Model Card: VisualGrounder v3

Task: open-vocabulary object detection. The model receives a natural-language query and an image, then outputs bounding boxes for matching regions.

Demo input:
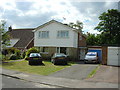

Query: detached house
[34,20,86,60]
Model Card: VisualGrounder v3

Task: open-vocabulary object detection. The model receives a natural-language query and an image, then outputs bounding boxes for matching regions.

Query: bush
[2,54,10,61]
[15,49,21,59]
[25,47,39,59]
[9,54,18,60]
[2,47,22,60]
[22,51,26,59]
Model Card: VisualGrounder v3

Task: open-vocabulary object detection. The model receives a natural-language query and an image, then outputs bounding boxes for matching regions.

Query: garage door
[107,47,120,66]
[88,49,102,62]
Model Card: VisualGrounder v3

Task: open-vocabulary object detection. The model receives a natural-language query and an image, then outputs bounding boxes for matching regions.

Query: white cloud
[0,0,118,34]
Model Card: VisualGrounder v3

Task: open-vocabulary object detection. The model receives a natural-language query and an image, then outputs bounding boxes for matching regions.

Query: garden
[1,47,76,75]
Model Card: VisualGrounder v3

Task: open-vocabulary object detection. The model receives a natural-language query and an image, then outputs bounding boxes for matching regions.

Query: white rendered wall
[34,22,78,48]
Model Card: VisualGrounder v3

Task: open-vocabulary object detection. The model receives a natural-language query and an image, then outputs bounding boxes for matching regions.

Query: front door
[79,49,86,60]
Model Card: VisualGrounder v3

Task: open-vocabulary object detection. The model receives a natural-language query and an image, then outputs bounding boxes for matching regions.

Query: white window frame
[38,31,49,38]
[57,31,69,38]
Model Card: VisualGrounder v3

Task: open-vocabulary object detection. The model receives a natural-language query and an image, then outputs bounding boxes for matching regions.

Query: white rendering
[34,20,78,48]
[33,20,86,60]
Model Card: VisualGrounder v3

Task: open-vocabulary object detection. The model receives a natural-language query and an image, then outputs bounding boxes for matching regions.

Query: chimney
[8,26,12,31]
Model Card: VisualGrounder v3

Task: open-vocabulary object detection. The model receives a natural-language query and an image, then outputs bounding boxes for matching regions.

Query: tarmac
[1,68,119,88]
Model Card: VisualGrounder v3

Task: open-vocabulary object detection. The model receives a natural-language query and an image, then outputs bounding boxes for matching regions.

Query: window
[42,47,49,52]
[57,31,69,38]
[56,47,67,55]
[39,31,49,38]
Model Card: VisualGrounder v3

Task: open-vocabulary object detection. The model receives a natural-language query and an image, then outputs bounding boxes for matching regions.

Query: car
[27,53,42,65]
[51,53,68,65]
[84,52,99,64]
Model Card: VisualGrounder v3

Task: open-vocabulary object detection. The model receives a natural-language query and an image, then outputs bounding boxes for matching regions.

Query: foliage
[25,47,39,59]
[22,51,26,59]
[86,32,101,46]
[2,54,10,61]
[94,9,120,45]
[9,54,18,60]
[0,20,10,49]
[68,20,83,32]
[2,47,21,60]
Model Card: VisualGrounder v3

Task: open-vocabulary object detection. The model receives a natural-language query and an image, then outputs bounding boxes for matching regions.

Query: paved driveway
[85,65,119,83]
[49,63,98,80]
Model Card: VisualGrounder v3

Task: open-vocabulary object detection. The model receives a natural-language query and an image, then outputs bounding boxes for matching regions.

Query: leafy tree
[0,20,10,49]
[86,32,98,45]
[95,9,120,45]
[68,20,83,32]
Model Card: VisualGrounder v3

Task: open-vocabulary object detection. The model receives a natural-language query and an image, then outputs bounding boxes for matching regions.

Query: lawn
[2,60,75,75]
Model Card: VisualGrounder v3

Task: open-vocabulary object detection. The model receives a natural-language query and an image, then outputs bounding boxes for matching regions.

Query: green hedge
[25,47,39,59]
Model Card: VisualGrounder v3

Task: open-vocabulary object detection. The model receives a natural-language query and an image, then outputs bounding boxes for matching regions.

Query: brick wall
[78,33,86,47]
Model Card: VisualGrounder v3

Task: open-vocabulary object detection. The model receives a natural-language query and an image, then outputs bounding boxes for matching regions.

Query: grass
[87,64,100,78]
[2,60,75,75]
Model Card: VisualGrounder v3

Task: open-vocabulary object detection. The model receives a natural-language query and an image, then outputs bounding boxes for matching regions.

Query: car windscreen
[55,54,66,57]
[86,54,96,56]
[30,53,41,57]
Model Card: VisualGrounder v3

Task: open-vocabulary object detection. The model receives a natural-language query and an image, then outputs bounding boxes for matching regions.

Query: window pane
[57,31,69,38]
[39,31,49,38]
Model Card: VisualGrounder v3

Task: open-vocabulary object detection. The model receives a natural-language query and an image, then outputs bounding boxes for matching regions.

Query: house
[8,28,34,51]
[34,20,86,60]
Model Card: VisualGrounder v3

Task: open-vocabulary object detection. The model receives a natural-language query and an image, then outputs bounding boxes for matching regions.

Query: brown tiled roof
[9,28,35,48]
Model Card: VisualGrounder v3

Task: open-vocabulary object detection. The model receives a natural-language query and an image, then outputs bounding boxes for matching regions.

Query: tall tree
[68,20,83,32]
[94,9,120,45]
[86,32,101,46]
[0,20,10,49]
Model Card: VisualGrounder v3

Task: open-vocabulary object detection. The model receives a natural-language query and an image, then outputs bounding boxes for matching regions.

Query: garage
[107,47,120,66]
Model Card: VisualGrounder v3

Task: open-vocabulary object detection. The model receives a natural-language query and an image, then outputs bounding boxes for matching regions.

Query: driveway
[85,65,119,83]
[49,63,98,80]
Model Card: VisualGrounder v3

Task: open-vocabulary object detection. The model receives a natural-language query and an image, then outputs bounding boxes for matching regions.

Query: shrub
[5,47,16,54]
[25,47,39,59]
[2,54,10,61]
[2,47,22,60]
[9,54,18,60]
[15,49,21,59]
[22,51,26,59]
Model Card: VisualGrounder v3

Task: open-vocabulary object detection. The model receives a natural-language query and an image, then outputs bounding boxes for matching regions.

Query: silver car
[84,52,99,64]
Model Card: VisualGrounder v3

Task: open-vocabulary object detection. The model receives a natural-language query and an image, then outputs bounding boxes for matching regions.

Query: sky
[0,0,119,34]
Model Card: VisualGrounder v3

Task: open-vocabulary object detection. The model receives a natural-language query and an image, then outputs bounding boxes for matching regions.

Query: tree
[0,20,10,49]
[95,9,120,45]
[86,32,101,45]
[68,20,83,32]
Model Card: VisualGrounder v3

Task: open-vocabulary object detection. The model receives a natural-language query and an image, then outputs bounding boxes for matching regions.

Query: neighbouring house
[7,28,34,51]
[34,20,86,60]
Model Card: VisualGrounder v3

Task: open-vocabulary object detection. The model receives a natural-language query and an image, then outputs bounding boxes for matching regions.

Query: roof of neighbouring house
[8,28,35,48]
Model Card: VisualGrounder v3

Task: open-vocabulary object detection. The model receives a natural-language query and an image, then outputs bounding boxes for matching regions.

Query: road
[2,75,59,88]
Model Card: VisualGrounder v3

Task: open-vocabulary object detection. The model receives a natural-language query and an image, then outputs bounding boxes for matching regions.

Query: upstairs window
[39,31,49,38]
[57,31,69,38]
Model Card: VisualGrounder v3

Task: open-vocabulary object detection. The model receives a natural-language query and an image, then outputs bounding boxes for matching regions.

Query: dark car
[51,53,68,65]
[27,53,42,65]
